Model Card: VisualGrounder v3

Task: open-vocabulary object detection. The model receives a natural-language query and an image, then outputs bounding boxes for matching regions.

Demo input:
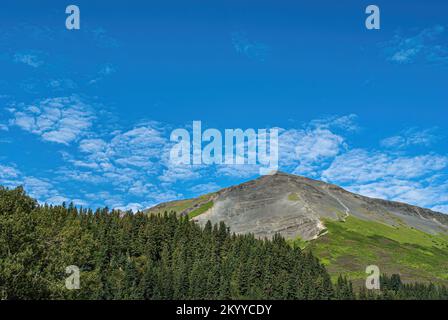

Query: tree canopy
[1,186,446,300]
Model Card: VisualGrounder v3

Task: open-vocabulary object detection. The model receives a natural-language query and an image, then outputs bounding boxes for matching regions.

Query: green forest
[1,186,447,300]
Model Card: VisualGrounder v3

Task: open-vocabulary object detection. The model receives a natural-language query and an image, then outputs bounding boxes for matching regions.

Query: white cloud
[431,205,448,214]
[322,149,448,211]
[75,125,167,174]
[189,182,221,195]
[346,177,448,211]
[146,189,182,204]
[381,128,438,149]
[61,123,178,205]
[79,138,108,153]
[0,164,22,188]
[160,164,203,183]
[9,96,95,145]
[62,115,354,189]
[48,79,77,91]
[89,64,116,85]
[114,202,144,212]
[216,164,260,179]
[322,149,448,184]
[6,108,446,214]
[83,187,177,211]
[91,27,120,49]
[22,177,54,200]
[383,25,448,64]
[56,167,105,184]
[275,114,356,175]
[278,128,346,176]
[45,195,70,205]
[110,126,166,162]
[293,128,345,174]
[310,114,359,132]
[0,164,20,180]
[14,52,43,67]
[99,65,115,76]
[231,31,270,62]
[0,162,88,206]
[84,191,124,209]
[128,181,154,195]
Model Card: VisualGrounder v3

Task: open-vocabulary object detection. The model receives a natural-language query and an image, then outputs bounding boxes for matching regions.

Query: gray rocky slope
[149,171,448,240]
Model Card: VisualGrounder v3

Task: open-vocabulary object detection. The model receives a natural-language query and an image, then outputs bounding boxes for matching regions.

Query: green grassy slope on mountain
[187,201,214,219]
[146,193,215,217]
[149,194,448,286]
[144,172,448,286]
[305,216,448,286]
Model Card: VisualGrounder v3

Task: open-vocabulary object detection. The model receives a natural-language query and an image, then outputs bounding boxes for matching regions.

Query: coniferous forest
[1,186,447,300]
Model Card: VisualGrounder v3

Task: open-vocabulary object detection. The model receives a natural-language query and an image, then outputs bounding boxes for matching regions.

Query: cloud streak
[383,25,448,65]
[321,150,448,213]
[14,52,44,68]
[8,95,95,145]
[231,31,270,62]
[322,150,448,183]
[0,162,81,206]
[381,128,439,149]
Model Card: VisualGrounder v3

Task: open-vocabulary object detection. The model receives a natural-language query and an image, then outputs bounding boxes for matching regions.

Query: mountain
[148,171,448,240]
[147,171,448,285]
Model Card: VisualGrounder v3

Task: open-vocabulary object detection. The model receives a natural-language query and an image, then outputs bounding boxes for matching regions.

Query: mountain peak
[148,172,448,241]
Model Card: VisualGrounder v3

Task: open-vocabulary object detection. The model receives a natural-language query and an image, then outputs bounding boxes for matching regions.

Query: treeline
[0,186,447,300]
[334,274,448,300]
[359,274,448,300]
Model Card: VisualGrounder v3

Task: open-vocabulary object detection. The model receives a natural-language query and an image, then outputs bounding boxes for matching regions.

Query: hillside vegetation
[0,186,333,300]
[306,216,448,286]
[1,186,447,300]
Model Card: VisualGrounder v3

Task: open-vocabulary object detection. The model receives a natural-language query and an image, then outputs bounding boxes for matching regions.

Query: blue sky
[0,0,447,213]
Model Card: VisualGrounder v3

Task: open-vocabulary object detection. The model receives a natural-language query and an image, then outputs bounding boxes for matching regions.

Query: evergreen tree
[1,186,447,300]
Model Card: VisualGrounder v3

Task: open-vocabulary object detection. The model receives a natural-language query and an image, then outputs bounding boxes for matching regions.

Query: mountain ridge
[147,171,448,240]
[147,171,448,285]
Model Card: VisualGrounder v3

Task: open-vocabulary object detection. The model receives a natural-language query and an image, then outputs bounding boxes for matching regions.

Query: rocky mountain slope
[148,171,448,241]
[147,171,448,284]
